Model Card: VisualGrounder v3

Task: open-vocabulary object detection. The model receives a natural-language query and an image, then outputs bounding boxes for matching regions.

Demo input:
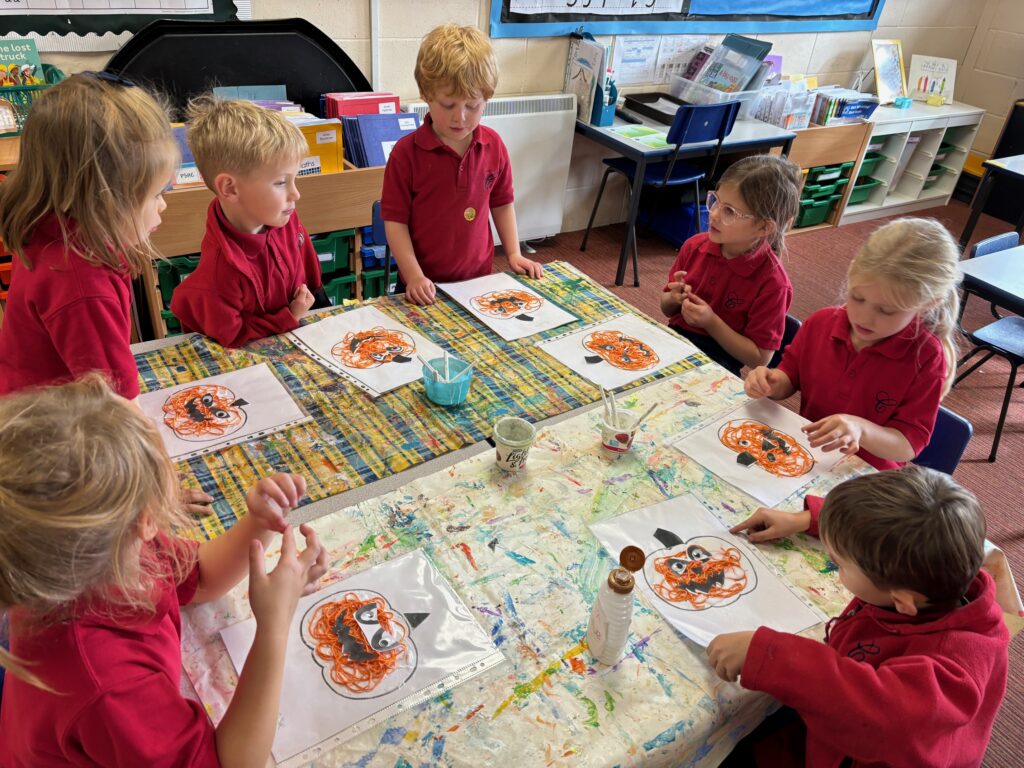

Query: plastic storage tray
[806,161,855,184]
[802,177,849,199]
[361,268,395,299]
[324,273,357,305]
[923,164,945,189]
[795,193,841,228]
[311,228,354,276]
[847,177,882,204]
[622,92,687,125]
[857,152,885,178]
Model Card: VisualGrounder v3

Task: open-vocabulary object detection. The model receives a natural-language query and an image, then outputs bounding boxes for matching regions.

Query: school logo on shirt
[484,170,496,190]
[724,292,744,309]
[464,207,477,222]
[874,390,897,413]
[847,642,881,662]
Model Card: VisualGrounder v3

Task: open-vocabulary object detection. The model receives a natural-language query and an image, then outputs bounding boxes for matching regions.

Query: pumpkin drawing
[718,419,815,478]
[582,330,660,371]
[643,528,756,611]
[331,327,416,369]
[470,289,543,321]
[162,384,249,441]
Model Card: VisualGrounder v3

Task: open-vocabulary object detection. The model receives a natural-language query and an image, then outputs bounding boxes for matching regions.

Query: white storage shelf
[841,102,983,226]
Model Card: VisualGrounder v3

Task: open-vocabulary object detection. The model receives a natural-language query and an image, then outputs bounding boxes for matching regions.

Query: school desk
[959,154,1024,249]
[958,244,1024,317]
[181,363,867,768]
[575,116,797,286]
[132,261,708,539]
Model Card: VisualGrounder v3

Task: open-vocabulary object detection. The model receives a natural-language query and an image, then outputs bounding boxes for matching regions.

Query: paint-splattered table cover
[136,262,706,539]
[183,364,869,767]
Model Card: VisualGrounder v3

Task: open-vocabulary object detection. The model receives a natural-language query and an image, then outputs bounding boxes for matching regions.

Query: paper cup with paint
[600,409,639,455]
[493,416,536,472]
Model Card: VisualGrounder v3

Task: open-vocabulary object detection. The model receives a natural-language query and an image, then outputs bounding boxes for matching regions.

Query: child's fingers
[248,539,267,585]
[728,513,764,535]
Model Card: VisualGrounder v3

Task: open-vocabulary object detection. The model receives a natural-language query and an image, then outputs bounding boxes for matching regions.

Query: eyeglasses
[706,191,757,226]
[81,70,136,88]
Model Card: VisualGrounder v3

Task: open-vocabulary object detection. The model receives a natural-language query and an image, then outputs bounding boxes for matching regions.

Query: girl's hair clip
[81,70,136,88]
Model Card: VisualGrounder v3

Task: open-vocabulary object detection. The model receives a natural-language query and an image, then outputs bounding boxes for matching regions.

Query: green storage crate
[847,177,882,205]
[857,152,885,178]
[923,164,945,190]
[935,142,954,162]
[311,228,354,276]
[802,177,849,199]
[155,254,201,309]
[806,161,855,184]
[361,268,396,299]
[160,308,182,336]
[324,273,357,305]
[794,193,841,228]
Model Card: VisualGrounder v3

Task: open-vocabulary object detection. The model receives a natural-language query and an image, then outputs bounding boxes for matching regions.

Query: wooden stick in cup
[449,362,474,383]
[417,354,439,380]
[599,385,610,422]
[443,351,450,382]
[608,388,619,428]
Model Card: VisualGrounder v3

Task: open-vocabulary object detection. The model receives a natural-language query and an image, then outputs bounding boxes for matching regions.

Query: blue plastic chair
[913,406,974,475]
[768,314,802,369]
[579,101,741,286]
[959,231,1020,325]
[371,200,393,296]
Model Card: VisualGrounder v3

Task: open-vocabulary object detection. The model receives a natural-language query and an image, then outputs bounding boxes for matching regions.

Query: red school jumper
[380,114,515,284]
[740,569,1008,768]
[777,305,945,470]
[170,199,323,348]
[0,539,221,767]
[0,215,139,399]
[664,232,793,351]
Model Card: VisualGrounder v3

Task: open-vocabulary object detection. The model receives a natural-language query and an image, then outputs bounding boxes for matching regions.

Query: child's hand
[803,414,864,455]
[663,270,688,304]
[508,253,544,279]
[289,284,315,319]
[182,485,215,517]
[248,524,328,635]
[707,630,755,682]
[744,366,784,399]
[730,507,811,542]
[405,275,437,305]
[246,473,307,534]
[681,291,717,329]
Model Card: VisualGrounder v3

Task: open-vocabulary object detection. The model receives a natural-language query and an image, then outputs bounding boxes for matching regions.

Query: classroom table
[959,244,1024,316]
[182,363,868,768]
[959,154,1024,249]
[575,115,797,287]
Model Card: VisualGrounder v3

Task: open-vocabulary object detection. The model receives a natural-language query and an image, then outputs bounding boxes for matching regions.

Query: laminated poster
[670,398,845,507]
[590,495,825,647]
[289,306,446,397]
[220,549,504,767]
[438,272,578,341]
[536,313,697,389]
[138,363,310,462]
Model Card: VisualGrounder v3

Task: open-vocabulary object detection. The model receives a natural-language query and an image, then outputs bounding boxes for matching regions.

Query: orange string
[718,419,815,478]
[583,330,660,371]
[161,385,245,438]
[471,289,542,318]
[331,327,416,369]
[653,547,748,607]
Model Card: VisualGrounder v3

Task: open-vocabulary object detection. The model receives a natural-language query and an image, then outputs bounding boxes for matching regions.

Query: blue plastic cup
[423,357,473,406]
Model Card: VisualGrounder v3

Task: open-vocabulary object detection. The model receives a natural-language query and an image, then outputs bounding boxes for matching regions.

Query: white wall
[38,0,1022,232]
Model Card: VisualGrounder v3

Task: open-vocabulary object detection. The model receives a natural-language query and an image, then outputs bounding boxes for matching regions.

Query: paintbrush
[599,385,610,423]
[631,403,658,432]
[608,387,619,428]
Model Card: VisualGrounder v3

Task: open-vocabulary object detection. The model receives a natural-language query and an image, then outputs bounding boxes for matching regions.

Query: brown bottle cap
[608,567,634,594]
[619,545,646,573]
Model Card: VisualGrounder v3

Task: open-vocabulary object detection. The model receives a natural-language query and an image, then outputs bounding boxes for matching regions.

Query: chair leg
[580,168,614,252]
[954,347,994,387]
[989,362,1019,462]
[693,179,703,233]
[631,225,640,287]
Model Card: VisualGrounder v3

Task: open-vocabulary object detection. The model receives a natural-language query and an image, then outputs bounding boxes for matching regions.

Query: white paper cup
[600,409,639,455]
[493,416,536,472]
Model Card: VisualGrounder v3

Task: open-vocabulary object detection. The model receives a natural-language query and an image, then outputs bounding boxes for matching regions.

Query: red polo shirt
[380,114,515,283]
[778,306,945,470]
[0,215,139,399]
[664,232,792,350]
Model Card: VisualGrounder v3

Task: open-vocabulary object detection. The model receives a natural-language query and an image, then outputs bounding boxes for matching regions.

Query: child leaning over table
[707,466,1009,768]
[171,98,329,348]
[380,23,543,306]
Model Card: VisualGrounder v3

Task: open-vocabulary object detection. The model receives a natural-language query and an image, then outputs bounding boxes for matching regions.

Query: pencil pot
[600,409,639,455]
[423,358,472,406]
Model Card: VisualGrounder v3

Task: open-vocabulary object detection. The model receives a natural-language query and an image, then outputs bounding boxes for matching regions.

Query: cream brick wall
[36,0,1020,233]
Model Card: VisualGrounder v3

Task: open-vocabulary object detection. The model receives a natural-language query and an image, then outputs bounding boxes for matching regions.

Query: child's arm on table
[385,220,436,306]
[492,203,542,278]
[745,365,795,400]
[802,415,916,462]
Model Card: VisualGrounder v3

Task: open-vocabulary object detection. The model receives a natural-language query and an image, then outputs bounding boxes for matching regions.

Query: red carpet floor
[499,199,1023,766]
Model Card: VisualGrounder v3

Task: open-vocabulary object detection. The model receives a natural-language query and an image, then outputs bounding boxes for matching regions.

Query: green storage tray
[803,177,849,199]
[847,177,882,205]
[311,228,355,276]
[806,161,855,184]
[324,273,357,305]
[794,193,841,228]
[160,308,182,336]
[923,164,945,189]
[361,268,396,299]
[935,142,954,162]
[857,152,885,178]
[155,254,201,308]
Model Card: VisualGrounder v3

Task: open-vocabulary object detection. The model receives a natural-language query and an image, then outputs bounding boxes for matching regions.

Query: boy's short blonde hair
[186,97,307,188]
[415,24,498,100]
[818,465,985,608]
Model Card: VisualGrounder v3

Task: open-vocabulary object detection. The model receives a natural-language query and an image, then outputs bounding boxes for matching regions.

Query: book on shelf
[0,38,44,87]
[324,91,400,118]
[810,87,879,126]
[342,112,420,168]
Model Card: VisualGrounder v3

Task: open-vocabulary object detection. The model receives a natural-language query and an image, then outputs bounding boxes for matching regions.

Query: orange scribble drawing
[162,384,248,441]
[718,419,815,478]
[470,289,543,321]
[652,544,748,608]
[305,592,411,695]
[582,330,659,371]
[331,327,416,369]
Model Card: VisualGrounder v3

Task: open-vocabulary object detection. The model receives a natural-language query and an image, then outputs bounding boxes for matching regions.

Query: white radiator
[406,94,576,241]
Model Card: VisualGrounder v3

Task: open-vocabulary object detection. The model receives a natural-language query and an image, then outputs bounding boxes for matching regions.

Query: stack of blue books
[341,112,421,167]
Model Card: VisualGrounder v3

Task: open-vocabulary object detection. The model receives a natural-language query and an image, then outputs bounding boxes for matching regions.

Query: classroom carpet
[505,199,1023,768]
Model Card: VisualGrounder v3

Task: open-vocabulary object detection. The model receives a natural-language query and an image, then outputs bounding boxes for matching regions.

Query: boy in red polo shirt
[660,155,801,376]
[381,24,543,306]
[171,98,328,348]
[745,218,961,470]
[709,466,1008,768]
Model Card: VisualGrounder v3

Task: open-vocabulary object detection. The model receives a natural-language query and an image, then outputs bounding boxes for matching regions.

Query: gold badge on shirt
[464,207,476,222]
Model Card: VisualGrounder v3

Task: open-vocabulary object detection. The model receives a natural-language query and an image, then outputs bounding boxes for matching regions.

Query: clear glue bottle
[586,545,646,665]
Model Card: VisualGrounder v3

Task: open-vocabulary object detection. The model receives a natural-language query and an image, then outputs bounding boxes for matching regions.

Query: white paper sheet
[220,549,503,766]
[438,273,578,341]
[670,398,845,507]
[288,306,446,397]
[535,313,697,389]
[590,496,824,647]
[137,363,310,461]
